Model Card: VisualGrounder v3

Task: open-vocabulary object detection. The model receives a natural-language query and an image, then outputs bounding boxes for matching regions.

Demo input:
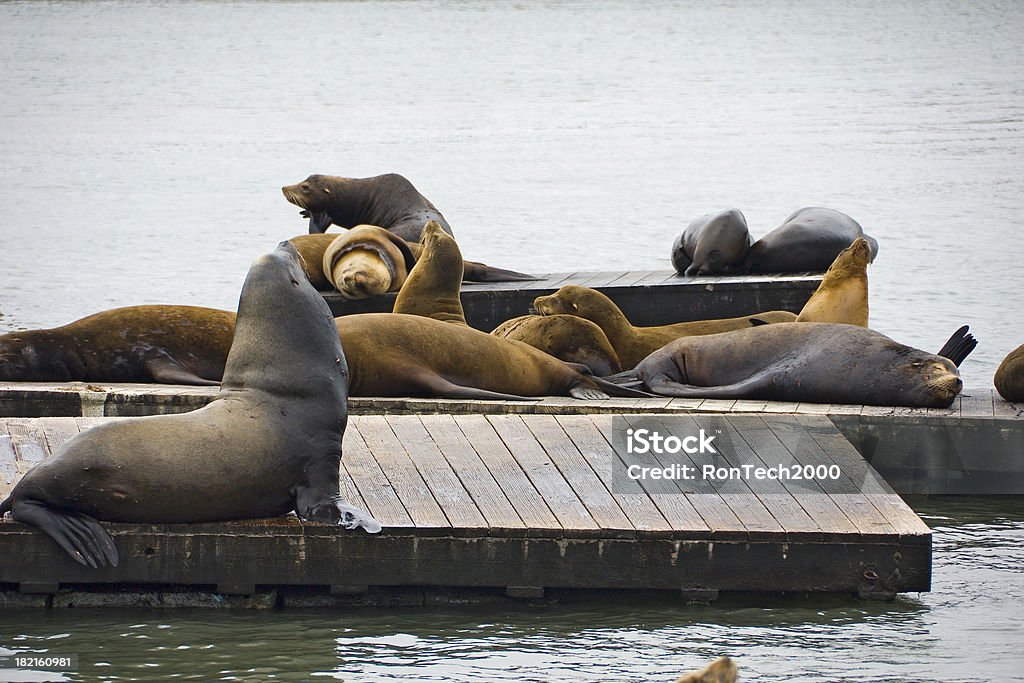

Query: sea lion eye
[300,183,311,192]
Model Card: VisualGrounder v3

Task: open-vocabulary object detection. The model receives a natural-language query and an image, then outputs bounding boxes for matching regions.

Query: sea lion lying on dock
[745,206,879,273]
[393,220,468,324]
[0,242,379,568]
[491,314,622,376]
[336,313,644,400]
[795,237,872,326]
[995,343,1024,402]
[671,209,752,277]
[282,172,453,242]
[0,305,234,385]
[532,285,796,369]
[675,656,738,683]
[606,322,967,408]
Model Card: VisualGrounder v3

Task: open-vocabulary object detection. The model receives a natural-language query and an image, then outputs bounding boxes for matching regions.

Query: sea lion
[745,206,879,273]
[491,315,622,376]
[335,313,644,400]
[0,242,379,568]
[675,656,738,683]
[607,322,965,408]
[0,306,234,385]
[320,225,416,300]
[393,220,467,324]
[995,344,1024,402]
[532,285,797,369]
[282,173,453,241]
[796,237,871,326]
[671,209,753,276]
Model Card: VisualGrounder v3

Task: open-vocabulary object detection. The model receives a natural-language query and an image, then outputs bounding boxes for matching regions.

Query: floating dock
[0,414,929,604]
[324,270,823,331]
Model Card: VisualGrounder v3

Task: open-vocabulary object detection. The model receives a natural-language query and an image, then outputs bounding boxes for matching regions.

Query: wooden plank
[487,415,599,532]
[730,400,767,413]
[603,270,657,288]
[0,422,17,501]
[6,419,49,475]
[696,399,736,412]
[959,390,994,419]
[555,415,670,533]
[634,270,677,286]
[353,416,451,529]
[37,417,83,453]
[409,413,520,532]
[521,415,634,534]
[339,427,414,528]
[573,271,625,289]
[451,414,554,532]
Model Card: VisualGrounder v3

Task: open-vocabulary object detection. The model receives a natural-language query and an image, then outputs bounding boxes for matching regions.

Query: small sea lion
[745,207,879,273]
[335,313,644,400]
[675,656,738,683]
[0,242,379,568]
[320,226,416,300]
[0,306,234,385]
[607,322,965,408]
[491,314,622,376]
[796,237,871,326]
[995,344,1024,402]
[532,285,797,369]
[671,209,753,276]
[393,220,467,324]
[282,173,453,241]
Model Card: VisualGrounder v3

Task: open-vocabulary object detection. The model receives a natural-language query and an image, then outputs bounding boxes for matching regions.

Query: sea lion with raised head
[995,344,1024,402]
[0,306,235,385]
[282,173,453,241]
[745,206,879,273]
[796,237,872,326]
[532,285,797,369]
[675,656,738,683]
[491,314,622,376]
[607,322,966,408]
[0,242,380,568]
[393,220,467,324]
[671,209,753,276]
[336,313,644,400]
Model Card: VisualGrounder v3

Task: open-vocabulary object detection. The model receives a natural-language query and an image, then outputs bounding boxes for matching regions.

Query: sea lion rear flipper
[146,357,219,386]
[409,369,537,401]
[335,501,383,534]
[587,376,654,398]
[647,374,764,399]
[10,499,119,567]
[600,370,644,388]
[936,325,978,367]
[308,211,333,234]
[462,261,538,282]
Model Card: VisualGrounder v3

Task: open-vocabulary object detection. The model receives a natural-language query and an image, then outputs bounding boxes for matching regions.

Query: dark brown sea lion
[995,344,1024,402]
[0,306,234,385]
[393,220,467,324]
[671,209,753,276]
[607,322,965,408]
[282,173,453,241]
[745,206,879,273]
[675,656,738,683]
[796,237,871,326]
[335,313,644,400]
[532,285,797,369]
[0,242,379,568]
[491,315,622,376]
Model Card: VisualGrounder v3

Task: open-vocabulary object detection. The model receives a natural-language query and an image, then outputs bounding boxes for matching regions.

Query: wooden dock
[1,382,1019,496]
[1,414,929,601]
[324,270,823,331]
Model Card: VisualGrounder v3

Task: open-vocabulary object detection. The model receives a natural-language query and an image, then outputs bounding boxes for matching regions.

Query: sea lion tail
[936,325,978,367]
[10,499,119,568]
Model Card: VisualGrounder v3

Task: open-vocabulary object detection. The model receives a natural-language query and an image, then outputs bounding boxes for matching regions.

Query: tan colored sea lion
[335,313,644,400]
[0,305,235,385]
[491,315,622,376]
[796,236,871,326]
[532,285,797,369]
[995,344,1024,402]
[675,656,738,683]
[393,220,467,324]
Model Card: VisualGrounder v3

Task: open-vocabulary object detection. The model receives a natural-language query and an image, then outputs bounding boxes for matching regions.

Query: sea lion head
[685,209,750,276]
[675,656,738,683]
[416,220,462,269]
[533,285,617,325]
[0,335,39,381]
[282,174,346,233]
[321,226,411,300]
[889,346,963,408]
[823,237,872,280]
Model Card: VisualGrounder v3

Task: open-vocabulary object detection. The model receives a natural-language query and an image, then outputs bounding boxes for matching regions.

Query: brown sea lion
[745,206,879,273]
[0,306,234,385]
[335,313,644,400]
[321,226,415,300]
[393,220,467,324]
[671,209,753,276]
[995,344,1024,402]
[491,315,622,376]
[281,173,453,241]
[675,656,738,683]
[0,242,379,568]
[607,322,965,408]
[532,285,797,369]
[796,236,871,326]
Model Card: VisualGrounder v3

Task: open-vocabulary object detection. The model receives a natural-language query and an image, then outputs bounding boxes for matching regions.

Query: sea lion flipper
[145,357,219,386]
[409,369,536,401]
[462,261,538,282]
[11,500,117,567]
[936,325,978,367]
[308,211,333,234]
[648,375,763,399]
[335,501,383,534]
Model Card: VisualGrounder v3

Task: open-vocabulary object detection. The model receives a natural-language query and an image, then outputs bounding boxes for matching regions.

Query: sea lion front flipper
[145,356,219,386]
[569,384,609,400]
[462,261,538,282]
[10,499,118,567]
[307,211,333,234]
[335,500,383,534]
[297,485,382,534]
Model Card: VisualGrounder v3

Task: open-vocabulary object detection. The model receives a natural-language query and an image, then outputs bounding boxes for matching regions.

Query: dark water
[2,498,1023,682]
[1,2,1023,681]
